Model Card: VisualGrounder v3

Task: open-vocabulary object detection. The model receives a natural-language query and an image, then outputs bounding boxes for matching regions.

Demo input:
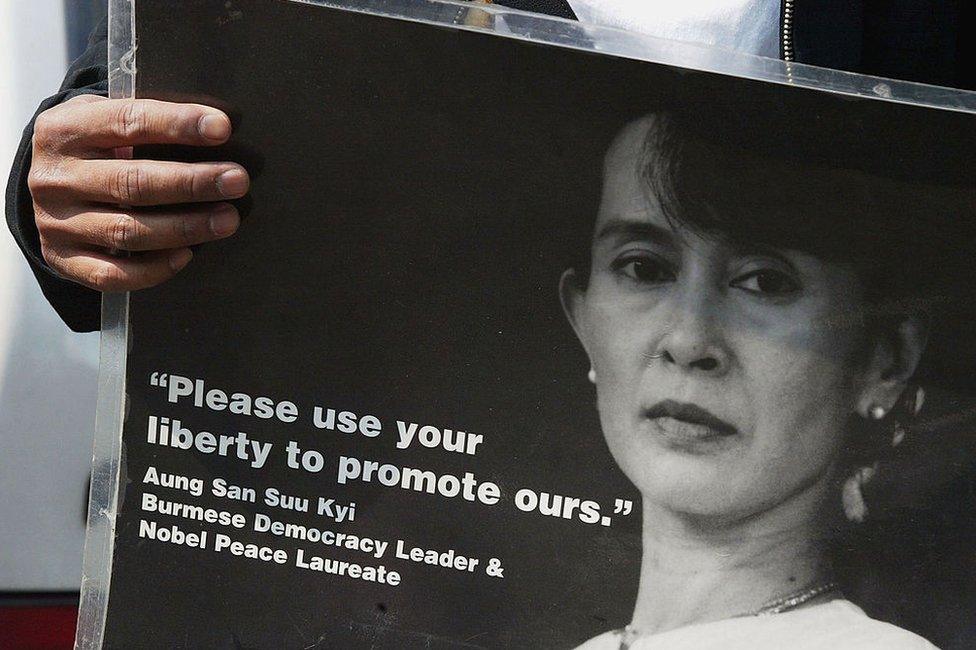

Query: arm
[5,16,250,333]
[5,17,109,332]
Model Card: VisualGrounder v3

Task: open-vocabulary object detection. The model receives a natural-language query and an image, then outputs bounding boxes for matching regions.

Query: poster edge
[305,0,976,114]
[72,0,976,647]
[74,0,135,647]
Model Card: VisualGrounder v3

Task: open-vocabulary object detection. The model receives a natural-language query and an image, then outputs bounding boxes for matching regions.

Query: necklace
[616,581,840,650]
[750,581,839,616]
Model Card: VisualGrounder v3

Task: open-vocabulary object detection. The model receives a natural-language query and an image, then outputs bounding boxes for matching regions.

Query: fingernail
[169,248,193,272]
[209,205,240,236]
[198,114,230,141]
[216,169,248,197]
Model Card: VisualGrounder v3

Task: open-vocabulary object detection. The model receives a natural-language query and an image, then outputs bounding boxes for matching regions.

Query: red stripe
[0,606,78,649]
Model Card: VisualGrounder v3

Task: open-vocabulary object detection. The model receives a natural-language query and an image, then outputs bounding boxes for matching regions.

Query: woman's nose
[653,286,730,376]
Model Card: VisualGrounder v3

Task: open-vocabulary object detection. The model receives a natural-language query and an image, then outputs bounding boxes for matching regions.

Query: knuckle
[27,164,54,196]
[113,165,150,203]
[180,169,200,200]
[39,241,80,286]
[35,98,101,152]
[174,214,194,244]
[39,239,64,273]
[32,110,64,150]
[64,93,100,107]
[32,115,53,149]
[116,100,147,140]
[33,209,58,236]
[26,166,43,193]
[87,264,120,291]
[171,105,197,139]
[27,160,71,200]
[110,213,138,249]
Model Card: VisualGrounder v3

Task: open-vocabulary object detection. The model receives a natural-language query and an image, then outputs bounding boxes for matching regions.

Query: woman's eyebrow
[729,241,797,269]
[594,218,674,246]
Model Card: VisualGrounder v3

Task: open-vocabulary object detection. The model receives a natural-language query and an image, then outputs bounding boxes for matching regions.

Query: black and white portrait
[560,101,975,648]
[91,2,976,648]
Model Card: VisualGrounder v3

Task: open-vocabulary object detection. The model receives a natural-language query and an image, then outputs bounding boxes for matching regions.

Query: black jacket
[6,0,973,332]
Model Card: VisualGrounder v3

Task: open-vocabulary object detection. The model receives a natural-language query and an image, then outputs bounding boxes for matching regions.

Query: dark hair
[571,91,976,374]
[641,106,972,314]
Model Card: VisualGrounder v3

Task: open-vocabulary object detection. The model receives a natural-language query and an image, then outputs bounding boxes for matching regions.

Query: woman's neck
[629,479,835,635]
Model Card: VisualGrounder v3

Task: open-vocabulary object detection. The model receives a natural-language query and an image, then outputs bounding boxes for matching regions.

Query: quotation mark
[613,499,633,516]
[150,372,169,388]
[600,499,635,527]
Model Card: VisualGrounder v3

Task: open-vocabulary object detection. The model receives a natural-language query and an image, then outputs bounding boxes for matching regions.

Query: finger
[44,245,194,292]
[37,98,232,152]
[61,158,249,206]
[47,203,240,252]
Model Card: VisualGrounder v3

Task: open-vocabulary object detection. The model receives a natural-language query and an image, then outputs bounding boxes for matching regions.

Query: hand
[28,95,250,292]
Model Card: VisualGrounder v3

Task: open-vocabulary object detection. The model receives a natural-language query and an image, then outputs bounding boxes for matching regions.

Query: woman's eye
[613,255,674,284]
[731,269,800,296]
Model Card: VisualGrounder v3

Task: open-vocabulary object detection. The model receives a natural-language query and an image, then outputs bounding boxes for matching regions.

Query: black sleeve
[4,16,108,333]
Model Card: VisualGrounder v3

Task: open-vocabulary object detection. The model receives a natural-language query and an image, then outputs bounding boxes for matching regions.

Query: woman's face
[563,118,884,520]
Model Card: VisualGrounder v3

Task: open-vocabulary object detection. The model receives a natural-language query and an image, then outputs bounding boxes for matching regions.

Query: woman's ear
[856,316,930,417]
[559,268,591,357]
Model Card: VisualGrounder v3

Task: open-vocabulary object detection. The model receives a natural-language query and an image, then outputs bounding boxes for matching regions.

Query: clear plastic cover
[307,0,976,114]
[74,1,132,647]
[78,1,976,648]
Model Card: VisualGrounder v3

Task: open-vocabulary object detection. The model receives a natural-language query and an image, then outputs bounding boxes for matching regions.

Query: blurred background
[1,1,104,646]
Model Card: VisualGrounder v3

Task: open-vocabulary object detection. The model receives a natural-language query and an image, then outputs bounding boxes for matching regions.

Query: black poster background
[100,1,976,647]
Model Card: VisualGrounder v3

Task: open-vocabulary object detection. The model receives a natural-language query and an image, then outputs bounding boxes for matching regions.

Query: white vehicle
[0,2,101,646]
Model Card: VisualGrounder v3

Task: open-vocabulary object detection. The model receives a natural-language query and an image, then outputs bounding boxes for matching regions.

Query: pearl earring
[844,403,889,523]
[587,368,596,384]
[846,386,927,522]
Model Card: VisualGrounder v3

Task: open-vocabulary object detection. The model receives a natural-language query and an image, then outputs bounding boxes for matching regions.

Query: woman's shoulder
[571,601,938,650]
[792,600,938,649]
[574,630,621,650]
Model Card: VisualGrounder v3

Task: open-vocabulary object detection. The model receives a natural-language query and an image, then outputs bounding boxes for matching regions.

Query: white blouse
[575,600,938,650]
[565,0,781,58]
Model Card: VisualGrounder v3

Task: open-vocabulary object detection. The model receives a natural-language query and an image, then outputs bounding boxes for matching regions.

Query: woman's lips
[643,400,739,442]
